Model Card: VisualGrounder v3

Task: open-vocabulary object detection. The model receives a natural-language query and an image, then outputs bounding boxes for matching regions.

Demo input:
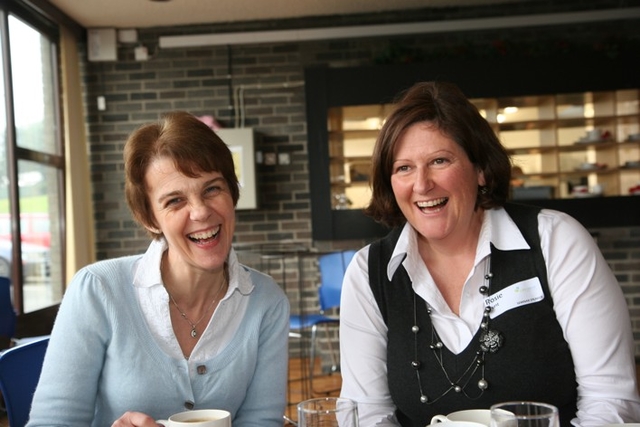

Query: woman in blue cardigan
[28,112,290,427]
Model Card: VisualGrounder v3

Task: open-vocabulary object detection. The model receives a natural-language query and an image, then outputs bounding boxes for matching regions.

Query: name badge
[483,277,544,319]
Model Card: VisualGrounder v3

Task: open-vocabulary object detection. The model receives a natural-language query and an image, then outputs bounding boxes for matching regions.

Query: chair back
[0,276,16,340]
[317,250,356,312]
[0,336,49,427]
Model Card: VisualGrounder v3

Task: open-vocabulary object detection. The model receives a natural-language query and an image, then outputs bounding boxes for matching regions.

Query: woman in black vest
[338,81,640,426]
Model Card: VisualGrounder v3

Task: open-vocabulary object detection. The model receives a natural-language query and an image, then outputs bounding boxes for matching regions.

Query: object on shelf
[576,162,607,171]
[622,160,640,169]
[511,185,554,200]
[590,184,604,196]
[571,184,604,198]
[333,193,352,209]
[575,128,611,144]
[627,133,640,141]
[630,183,640,195]
[349,164,369,182]
[571,185,590,197]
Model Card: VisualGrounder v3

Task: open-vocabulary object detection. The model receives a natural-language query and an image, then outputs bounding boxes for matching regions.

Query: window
[0,7,65,314]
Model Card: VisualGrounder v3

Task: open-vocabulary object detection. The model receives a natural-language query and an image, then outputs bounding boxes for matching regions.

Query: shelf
[507,146,560,155]
[329,156,373,162]
[325,88,640,209]
[559,140,618,152]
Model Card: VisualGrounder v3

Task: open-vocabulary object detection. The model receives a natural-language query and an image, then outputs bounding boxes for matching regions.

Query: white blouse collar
[386,207,531,281]
[132,237,253,296]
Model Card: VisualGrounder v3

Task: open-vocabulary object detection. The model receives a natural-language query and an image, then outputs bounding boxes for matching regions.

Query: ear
[477,169,486,187]
[145,225,161,234]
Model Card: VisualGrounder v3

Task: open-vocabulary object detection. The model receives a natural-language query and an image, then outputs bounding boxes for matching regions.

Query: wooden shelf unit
[326,89,640,207]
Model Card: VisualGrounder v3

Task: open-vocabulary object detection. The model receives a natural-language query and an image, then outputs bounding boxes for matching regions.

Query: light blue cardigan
[27,249,290,427]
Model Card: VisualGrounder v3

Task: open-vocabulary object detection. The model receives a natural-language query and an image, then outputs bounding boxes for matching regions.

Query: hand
[111,411,162,427]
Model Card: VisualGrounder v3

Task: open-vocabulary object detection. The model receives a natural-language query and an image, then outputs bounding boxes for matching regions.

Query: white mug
[156,409,231,427]
[428,421,486,427]
[431,409,491,426]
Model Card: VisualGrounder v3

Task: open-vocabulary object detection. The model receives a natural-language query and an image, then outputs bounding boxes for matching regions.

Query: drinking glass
[490,401,559,427]
[297,397,359,427]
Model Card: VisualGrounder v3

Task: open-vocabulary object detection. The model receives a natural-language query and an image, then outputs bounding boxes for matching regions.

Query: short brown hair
[124,111,240,239]
[365,81,512,228]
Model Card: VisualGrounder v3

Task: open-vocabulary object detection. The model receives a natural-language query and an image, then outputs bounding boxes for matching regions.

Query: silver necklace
[411,257,503,404]
[167,280,226,338]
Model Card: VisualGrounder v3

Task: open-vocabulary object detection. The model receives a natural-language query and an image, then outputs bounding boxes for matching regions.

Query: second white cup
[428,421,486,427]
[431,409,491,426]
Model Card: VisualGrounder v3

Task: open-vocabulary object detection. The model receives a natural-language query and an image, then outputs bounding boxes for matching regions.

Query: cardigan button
[184,401,195,410]
[197,365,207,375]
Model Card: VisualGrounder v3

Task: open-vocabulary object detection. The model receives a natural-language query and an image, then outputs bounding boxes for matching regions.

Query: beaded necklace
[411,257,504,404]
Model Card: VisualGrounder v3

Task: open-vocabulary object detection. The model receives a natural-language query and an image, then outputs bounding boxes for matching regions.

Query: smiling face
[145,156,235,275]
[391,122,485,246]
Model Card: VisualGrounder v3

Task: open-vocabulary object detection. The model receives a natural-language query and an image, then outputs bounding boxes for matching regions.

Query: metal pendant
[479,329,503,353]
[191,328,197,338]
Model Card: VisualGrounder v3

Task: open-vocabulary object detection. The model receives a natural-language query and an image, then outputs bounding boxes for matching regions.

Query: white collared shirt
[339,207,640,426]
[133,239,253,368]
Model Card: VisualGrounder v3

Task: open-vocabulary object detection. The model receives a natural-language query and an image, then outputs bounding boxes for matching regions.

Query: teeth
[189,226,220,240]
[416,198,447,208]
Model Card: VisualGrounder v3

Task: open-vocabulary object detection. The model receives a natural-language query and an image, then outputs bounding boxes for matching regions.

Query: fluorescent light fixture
[159,7,640,48]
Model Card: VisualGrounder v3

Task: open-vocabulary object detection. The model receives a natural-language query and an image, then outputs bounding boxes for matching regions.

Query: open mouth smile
[416,197,448,212]
[187,225,221,243]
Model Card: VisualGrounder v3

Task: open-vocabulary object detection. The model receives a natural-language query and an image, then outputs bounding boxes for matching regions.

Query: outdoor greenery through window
[0,8,65,314]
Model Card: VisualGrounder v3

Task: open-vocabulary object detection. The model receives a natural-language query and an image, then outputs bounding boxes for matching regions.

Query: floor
[0,357,340,426]
[286,357,342,423]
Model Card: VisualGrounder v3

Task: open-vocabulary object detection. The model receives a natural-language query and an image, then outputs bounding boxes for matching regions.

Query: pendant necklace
[167,279,226,339]
[411,256,504,404]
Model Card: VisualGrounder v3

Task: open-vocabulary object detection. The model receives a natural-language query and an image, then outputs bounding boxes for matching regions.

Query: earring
[480,186,488,195]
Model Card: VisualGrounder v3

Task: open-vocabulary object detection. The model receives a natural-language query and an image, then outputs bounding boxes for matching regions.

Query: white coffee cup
[587,129,602,140]
[427,421,486,427]
[431,409,491,426]
[156,409,231,427]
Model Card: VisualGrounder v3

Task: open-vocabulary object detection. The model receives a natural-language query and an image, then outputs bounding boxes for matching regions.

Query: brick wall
[80,2,640,362]
[594,227,640,357]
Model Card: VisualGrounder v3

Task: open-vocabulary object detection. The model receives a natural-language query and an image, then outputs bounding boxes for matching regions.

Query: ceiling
[44,0,516,29]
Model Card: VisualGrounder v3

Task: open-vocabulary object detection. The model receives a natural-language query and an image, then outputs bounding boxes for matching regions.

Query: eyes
[161,181,228,209]
[393,157,449,174]
[204,184,224,197]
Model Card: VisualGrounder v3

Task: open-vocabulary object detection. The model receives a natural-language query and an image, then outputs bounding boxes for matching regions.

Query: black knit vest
[368,203,577,427]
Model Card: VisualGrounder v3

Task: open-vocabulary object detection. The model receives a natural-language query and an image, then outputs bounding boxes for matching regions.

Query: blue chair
[289,249,356,395]
[0,336,49,427]
[0,277,17,349]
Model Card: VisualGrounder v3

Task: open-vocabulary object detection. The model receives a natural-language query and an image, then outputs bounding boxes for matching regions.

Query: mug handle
[430,415,448,424]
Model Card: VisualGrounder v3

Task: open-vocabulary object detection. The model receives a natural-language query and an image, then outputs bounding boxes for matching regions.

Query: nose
[412,167,433,194]
[189,199,212,221]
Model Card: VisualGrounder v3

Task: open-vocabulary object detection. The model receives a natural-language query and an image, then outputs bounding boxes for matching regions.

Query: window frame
[0,1,66,315]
